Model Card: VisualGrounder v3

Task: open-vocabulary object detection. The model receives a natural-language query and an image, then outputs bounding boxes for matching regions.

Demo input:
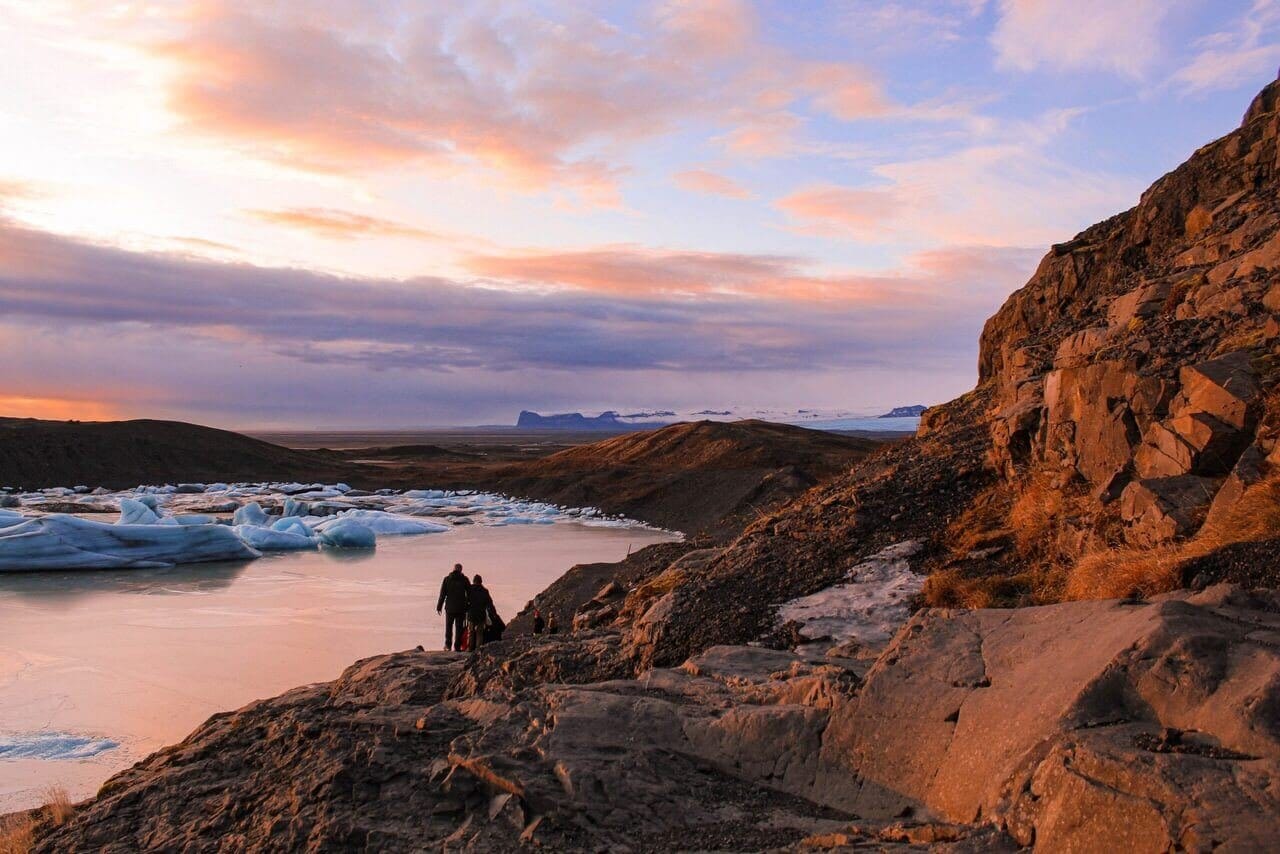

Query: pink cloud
[775,185,904,239]
[245,208,447,242]
[135,2,900,197]
[673,169,753,199]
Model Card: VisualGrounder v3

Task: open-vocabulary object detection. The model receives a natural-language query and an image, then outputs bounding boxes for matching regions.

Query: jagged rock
[1174,351,1260,430]
[1204,443,1268,527]
[1053,325,1111,367]
[1120,475,1220,546]
[823,585,1280,851]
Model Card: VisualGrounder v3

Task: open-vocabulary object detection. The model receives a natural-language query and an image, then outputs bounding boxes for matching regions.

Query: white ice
[0,732,119,760]
[118,498,160,526]
[775,541,924,648]
[314,509,449,536]
[316,518,376,549]
[0,515,260,571]
[234,525,317,551]
[1,481,665,569]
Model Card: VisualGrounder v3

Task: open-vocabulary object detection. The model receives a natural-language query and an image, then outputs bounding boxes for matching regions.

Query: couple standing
[436,563,501,652]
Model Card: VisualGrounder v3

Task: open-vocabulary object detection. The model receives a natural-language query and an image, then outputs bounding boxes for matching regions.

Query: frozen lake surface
[0,512,676,811]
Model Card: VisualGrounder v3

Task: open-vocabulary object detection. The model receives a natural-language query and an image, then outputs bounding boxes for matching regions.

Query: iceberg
[232,502,270,527]
[281,497,309,518]
[118,498,161,525]
[0,514,260,571]
[317,518,376,549]
[234,525,317,551]
[314,509,448,535]
[271,516,314,537]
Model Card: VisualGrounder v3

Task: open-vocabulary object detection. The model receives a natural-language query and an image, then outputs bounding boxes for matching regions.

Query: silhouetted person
[532,608,546,635]
[437,563,470,651]
[547,613,560,635]
[467,574,498,652]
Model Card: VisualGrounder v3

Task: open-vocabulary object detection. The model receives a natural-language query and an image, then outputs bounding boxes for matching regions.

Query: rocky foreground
[30,584,1279,851]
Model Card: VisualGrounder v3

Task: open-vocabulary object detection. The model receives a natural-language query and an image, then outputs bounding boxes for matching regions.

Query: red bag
[460,626,471,652]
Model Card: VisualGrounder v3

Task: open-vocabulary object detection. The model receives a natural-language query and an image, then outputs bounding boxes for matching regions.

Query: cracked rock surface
[30,585,1279,852]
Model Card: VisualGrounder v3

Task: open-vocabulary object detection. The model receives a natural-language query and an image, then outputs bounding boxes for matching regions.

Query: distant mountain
[879,405,926,418]
[516,410,669,430]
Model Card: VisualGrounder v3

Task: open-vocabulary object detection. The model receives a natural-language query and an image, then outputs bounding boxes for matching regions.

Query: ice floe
[0,515,261,571]
[775,541,924,648]
[0,732,119,760]
[314,518,376,549]
[0,481,667,570]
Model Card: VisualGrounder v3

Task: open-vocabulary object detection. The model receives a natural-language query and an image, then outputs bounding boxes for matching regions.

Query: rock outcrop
[618,77,1280,668]
[981,78,1280,551]
[31,586,1279,851]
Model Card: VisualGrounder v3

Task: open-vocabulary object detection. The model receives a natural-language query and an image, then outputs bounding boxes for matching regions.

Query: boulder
[1174,351,1260,430]
[1120,475,1219,546]
[823,586,1280,851]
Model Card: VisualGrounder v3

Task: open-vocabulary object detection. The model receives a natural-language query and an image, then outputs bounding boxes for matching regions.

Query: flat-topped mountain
[878,405,926,418]
[515,410,667,430]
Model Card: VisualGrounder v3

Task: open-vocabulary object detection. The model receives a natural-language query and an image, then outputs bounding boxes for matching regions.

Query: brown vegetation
[0,814,33,854]
[1065,474,1280,599]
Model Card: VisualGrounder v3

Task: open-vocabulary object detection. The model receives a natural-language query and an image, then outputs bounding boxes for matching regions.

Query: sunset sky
[1,0,1277,427]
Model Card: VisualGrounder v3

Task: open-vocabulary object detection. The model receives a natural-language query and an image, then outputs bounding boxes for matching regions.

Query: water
[797,415,920,432]
[0,521,677,811]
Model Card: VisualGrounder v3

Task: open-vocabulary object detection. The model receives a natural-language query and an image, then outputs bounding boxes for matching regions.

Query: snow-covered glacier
[0,482,665,571]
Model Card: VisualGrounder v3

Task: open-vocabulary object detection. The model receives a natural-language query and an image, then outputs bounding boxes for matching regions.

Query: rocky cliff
[620,77,1280,669]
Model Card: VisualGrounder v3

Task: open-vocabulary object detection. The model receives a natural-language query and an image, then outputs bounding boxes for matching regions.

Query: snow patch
[775,540,924,648]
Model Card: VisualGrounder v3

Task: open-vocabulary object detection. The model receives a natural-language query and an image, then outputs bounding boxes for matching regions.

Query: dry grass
[923,567,1051,609]
[1064,474,1280,600]
[944,483,1012,558]
[0,814,34,854]
[618,567,687,621]
[1008,472,1065,560]
[40,786,73,827]
[0,785,75,854]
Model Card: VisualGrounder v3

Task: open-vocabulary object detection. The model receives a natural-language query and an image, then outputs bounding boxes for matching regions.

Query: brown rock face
[613,77,1280,670]
[31,587,1280,852]
[978,80,1280,548]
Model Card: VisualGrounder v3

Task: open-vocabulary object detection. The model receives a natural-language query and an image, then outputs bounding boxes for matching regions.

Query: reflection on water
[0,561,253,603]
[0,521,678,812]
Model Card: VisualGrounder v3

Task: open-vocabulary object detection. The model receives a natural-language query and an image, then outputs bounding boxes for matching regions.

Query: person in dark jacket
[467,574,498,652]
[436,563,470,651]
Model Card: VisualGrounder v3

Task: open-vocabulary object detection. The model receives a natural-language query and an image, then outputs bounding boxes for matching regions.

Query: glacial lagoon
[0,485,677,810]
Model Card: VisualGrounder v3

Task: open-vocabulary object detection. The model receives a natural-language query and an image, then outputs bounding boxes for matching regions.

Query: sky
[0,0,1277,428]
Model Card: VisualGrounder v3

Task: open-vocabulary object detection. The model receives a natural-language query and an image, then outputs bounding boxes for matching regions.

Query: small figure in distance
[437,563,470,652]
[532,608,545,635]
[547,613,559,635]
[467,574,499,652]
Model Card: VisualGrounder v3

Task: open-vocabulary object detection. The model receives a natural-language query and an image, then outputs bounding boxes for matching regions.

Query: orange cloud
[0,395,119,421]
[136,3,903,199]
[673,169,752,199]
[465,246,799,297]
[245,208,443,241]
[463,244,950,305]
[800,62,891,121]
[775,184,904,239]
